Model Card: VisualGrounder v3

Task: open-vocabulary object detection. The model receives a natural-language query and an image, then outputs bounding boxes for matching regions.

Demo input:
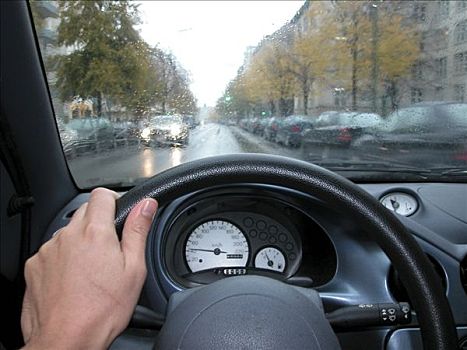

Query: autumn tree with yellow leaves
[376,11,420,111]
[244,39,295,116]
[329,1,420,111]
[217,74,251,118]
[217,1,421,118]
[287,2,340,115]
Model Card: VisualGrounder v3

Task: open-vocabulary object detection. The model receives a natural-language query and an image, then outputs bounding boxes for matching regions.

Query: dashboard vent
[461,256,467,295]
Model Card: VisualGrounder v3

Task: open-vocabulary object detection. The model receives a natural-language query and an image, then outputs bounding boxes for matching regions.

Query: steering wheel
[115,154,457,349]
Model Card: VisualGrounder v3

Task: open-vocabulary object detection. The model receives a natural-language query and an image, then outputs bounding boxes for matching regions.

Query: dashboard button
[268,225,278,234]
[243,217,254,227]
[256,220,267,230]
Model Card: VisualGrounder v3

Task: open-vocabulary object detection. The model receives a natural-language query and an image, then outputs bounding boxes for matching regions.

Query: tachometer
[185,220,249,273]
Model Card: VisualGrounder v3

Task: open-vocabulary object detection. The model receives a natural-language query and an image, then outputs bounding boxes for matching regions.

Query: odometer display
[185,220,249,273]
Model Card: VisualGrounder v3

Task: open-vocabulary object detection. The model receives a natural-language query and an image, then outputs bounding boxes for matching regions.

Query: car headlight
[170,124,182,136]
[141,127,151,139]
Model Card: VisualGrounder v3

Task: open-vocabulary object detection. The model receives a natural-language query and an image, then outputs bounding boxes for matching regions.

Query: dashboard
[44,182,467,349]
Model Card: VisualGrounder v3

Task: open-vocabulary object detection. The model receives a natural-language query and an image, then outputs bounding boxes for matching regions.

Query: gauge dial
[254,247,286,273]
[380,192,418,216]
[185,221,249,273]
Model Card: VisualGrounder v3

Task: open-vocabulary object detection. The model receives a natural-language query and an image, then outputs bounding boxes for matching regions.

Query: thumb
[121,198,158,269]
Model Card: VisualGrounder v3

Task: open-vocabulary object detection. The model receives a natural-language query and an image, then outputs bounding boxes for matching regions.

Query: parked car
[301,111,382,161]
[239,118,249,130]
[275,115,316,147]
[67,117,115,155]
[57,118,79,158]
[263,117,283,141]
[182,115,199,129]
[113,121,141,147]
[244,118,254,132]
[354,102,467,167]
[227,119,237,126]
[141,115,189,146]
[246,117,262,134]
[255,117,270,137]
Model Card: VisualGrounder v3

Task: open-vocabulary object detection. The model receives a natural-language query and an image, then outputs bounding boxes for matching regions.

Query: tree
[29,1,46,32]
[216,71,256,119]
[243,39,295,116]
[377,12,420,112]
[330,2,372,111]
[330,1,420,112]
[287,2,338,115]
[118,41,160,118]
[220,0,420,117]
[55,1,148,116]
[151,50,197,115]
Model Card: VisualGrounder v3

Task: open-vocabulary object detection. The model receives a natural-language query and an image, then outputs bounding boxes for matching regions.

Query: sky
[138,1,303,107]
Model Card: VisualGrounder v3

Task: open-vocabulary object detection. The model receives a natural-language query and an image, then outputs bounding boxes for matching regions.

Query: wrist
[22,327,109,350]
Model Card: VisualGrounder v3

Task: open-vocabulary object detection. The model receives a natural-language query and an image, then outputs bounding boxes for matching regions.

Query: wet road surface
[68,123,305,188]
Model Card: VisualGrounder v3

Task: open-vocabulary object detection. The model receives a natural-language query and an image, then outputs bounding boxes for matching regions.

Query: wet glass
[30,1,467,188]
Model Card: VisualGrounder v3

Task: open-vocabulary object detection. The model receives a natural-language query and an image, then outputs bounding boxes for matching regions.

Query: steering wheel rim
[115,153,457,349]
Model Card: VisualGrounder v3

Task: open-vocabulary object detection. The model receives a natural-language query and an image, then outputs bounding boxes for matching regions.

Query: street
[68,123,302,188]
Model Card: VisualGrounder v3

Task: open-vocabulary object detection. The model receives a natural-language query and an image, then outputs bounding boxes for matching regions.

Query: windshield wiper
[312,159,427,172]
[311,160,467,181]
[429,167,467,179]
[430,167,467,174]
[310,160,433,180]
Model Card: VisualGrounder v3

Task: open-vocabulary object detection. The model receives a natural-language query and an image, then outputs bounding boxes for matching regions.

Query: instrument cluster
[161,189,337,288]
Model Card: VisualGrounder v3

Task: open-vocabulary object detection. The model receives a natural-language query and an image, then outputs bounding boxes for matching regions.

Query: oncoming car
[141,115,189,147]
[1,1,466,350]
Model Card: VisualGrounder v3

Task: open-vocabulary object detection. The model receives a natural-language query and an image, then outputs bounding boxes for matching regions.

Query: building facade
[285,0,466,116]
[32,1,65,117]
[401,1,467,105]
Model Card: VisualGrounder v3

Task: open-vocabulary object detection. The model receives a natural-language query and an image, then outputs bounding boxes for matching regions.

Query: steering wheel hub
[157,276,339,350]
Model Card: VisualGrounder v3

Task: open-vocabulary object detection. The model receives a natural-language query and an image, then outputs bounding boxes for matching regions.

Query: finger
[85,188,119,228]
[21,288,33,342]
[121,198,158,271]
[67,202,88,228]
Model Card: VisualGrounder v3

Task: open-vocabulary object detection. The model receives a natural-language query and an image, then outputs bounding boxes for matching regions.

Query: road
[68,123,303,188]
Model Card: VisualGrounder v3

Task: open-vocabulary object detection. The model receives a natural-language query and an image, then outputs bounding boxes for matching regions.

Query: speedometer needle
[188,248,227,255]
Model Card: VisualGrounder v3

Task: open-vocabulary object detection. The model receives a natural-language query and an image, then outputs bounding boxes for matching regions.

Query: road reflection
[141,148,155,178]
[171,147,182,167]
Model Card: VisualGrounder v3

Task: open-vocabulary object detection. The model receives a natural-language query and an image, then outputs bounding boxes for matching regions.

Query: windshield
[30,1,467,188]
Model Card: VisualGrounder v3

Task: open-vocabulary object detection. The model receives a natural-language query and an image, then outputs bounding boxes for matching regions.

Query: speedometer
[185,220,249,273]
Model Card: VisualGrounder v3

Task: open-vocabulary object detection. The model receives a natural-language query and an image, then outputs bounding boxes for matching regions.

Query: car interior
[1,1,466,349]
